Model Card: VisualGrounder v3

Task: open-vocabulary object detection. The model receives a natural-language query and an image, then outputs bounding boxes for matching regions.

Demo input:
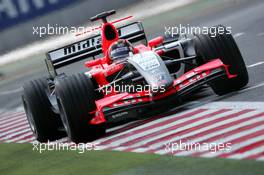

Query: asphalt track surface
[0,0,264,161]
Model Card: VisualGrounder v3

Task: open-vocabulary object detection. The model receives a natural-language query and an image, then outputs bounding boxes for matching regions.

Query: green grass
[0,143,263,175]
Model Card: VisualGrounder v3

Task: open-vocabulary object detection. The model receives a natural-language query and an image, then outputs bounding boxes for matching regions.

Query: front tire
[22,78,65,142]
[194,25,249,95]
[55,74,106,143]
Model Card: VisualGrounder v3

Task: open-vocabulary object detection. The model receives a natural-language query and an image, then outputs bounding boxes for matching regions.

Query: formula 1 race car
[22,10,248,143]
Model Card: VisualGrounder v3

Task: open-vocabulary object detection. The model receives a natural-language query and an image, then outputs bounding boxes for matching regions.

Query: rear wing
[45,22,147,77]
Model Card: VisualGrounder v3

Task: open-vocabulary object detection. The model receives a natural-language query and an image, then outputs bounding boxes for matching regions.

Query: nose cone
[151,73,173,90]
[128,51,173,93]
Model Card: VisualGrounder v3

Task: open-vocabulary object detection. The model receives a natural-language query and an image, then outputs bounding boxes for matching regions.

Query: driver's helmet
[108,39,133,61]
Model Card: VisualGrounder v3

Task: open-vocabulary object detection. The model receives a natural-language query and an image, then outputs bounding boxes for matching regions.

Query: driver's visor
[110,47,130,60]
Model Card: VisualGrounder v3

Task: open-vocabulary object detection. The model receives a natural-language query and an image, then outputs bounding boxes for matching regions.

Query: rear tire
[55,74,106,143]
[194,25,248,95]
[22,78,65,142]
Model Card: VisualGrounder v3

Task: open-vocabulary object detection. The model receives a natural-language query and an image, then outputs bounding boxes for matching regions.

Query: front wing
[89,59,236,125]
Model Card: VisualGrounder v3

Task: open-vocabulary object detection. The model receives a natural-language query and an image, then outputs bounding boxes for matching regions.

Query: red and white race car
[22,10,248,143]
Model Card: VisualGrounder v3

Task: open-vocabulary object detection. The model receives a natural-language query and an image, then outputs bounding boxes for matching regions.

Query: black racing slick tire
[55,74,106,143]
[22,78,65,142]
[194,25,249,95]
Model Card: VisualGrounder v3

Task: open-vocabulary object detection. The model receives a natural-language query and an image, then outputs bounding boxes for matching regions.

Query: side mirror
[148,36,164,48]
[85,58,102,68]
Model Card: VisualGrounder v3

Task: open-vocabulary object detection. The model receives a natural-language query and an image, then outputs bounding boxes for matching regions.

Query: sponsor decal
[63,36,101,55]
[111,111,129,119]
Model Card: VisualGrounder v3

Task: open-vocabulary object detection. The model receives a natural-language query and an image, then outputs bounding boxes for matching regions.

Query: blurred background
[0,0,140,53]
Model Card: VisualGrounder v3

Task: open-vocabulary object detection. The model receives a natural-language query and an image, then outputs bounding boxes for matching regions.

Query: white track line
[257,33,264,37]
[0,123,30,137]
[111,110,240,151]
[150,110,261,154]
[95,108,208,144]
[17,137,35,143]
[233,32,245,38]
[97,109,214,148]
[256,156,264,161]
[228,145,264,159]
[240,82,264,92]
[5,132,33,143]
[0,118,28,130]
[199,127,264,158]
[201,135,264,158]
[0,121,29,132]
[0,128,31,140]
[0,112,25,123]
[0,113,25,122]
[247,61,264,68]
[115,110,246,150]
[174,118,264,156]
[1,102,264,161]
[199,102,264,109]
